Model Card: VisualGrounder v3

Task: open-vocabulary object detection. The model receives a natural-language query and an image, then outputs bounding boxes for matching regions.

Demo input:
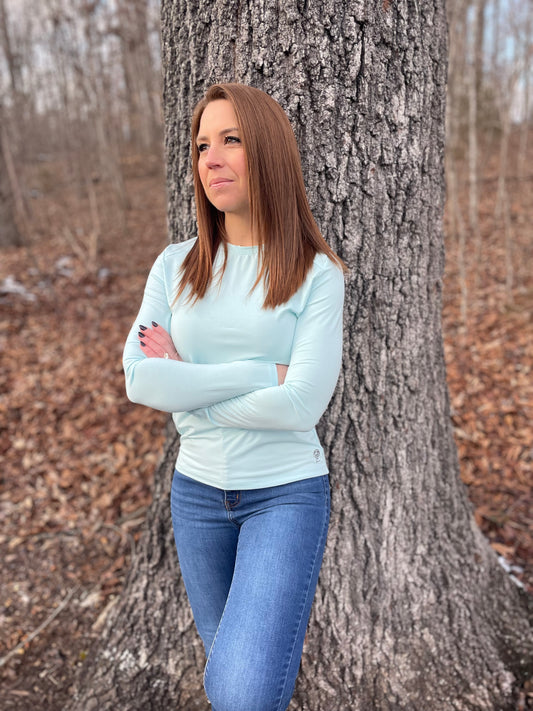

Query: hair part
[176,82,346,308]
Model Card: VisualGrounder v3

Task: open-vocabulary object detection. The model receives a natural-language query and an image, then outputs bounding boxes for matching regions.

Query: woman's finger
[139,324,176,352]
[139,339,162,358]
[138,326,180,360]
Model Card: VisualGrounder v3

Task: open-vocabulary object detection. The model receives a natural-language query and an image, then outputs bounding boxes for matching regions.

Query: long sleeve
[122,248,278,413]
[195,259,344,431]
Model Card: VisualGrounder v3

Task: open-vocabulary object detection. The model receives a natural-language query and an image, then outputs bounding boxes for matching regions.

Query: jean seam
[203,549,236,700]
[273,475,330,711]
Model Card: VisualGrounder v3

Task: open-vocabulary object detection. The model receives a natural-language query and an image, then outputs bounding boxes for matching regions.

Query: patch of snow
[55,256,74,277]
[0,275,36,302]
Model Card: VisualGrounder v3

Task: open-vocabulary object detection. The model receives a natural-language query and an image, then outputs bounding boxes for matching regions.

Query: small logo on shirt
[313,449,321,462]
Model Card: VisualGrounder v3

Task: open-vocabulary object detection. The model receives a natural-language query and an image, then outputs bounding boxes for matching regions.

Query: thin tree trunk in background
[488,0,519,303]
[480,0,501,176]
[491,0,501,74]
[517,84,529,183]
[66,1,533,710]
[448,151,469,326]
[517,2,531,182]
[77,5,129,223]
[468,1,480,286]
[0,108,22,248]
[45,0,84,195]
[446,0,471,305]
[492,33,521,304]
[495,112,514,303]
[502,189,514,302]
[91,50,130,216]
[0,0,21,94]
[0,0,32,227]
[474,0,486,103]
[447,0,468,107]
[118,0,143,149]
[117,0,158,152]
[495,98,511,222]
[132,0,159,150]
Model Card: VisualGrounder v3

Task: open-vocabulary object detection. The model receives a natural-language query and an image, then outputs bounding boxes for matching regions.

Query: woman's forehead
[197,100,239,137]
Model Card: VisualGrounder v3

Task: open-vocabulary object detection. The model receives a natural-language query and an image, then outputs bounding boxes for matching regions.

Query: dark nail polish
[140,341,146,347]
[152,321,159,327]
[139,325,147,331]
[138,331,145,338]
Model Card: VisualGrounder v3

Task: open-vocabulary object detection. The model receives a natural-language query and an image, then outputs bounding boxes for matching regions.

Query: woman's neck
[224,212,255,246]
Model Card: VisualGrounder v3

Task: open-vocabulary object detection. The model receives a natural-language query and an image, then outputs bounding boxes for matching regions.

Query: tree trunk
[68,1,533,710]
[474,0,486,107]
[117,0,159,152]
[0,0,21,94]
[0,114,22,248]
[516,0,531,183]
[468,1,480,287]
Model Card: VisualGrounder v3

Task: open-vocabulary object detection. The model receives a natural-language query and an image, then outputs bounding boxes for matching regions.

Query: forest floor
[0,150,532,710]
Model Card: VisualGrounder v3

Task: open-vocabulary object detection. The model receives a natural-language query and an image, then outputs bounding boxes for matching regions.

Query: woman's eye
[224,135,241,145]
[197,143,208,153]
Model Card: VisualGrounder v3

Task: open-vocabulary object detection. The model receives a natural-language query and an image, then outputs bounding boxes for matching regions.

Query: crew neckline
[224,242,259,253]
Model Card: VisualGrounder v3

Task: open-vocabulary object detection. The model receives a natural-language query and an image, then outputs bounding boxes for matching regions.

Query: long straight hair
[176,83,345,308]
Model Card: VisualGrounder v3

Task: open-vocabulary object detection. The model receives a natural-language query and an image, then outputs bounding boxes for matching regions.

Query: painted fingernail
[138,331,145,338]
[139,325,147,331]
[152,321,158,327]
[140,341,146,347]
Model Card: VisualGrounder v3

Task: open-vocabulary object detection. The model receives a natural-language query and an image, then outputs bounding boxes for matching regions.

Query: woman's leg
[170,469,239,654]
[203,475,330,711]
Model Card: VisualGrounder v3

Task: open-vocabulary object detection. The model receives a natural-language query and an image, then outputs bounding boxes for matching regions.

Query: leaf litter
[0,156,531,709]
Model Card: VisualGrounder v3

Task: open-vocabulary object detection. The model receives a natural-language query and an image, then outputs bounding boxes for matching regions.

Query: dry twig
[0,587,79,669]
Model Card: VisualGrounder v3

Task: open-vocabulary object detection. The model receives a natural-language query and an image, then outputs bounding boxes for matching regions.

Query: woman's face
[196,99,250,219]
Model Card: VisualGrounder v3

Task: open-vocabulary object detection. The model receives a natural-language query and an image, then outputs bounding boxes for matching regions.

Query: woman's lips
[209,178,232,188]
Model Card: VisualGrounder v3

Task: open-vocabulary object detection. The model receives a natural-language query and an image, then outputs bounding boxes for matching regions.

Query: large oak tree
[68,1,532,709]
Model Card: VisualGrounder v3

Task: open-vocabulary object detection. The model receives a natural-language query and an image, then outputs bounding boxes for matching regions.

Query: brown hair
[176,83,346,308]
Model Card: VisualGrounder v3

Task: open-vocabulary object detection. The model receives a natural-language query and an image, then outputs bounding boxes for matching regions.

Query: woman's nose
[204,145,223,167]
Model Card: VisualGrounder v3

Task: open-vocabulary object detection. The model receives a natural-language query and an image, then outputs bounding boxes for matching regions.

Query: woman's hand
[276,364,288,385]
[138,322,182,361]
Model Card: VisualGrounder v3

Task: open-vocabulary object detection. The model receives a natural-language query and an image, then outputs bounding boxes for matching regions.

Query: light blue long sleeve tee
[123,238,344,490]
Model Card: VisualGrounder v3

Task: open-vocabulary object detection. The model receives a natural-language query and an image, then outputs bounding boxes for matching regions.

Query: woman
[123,83,345,711]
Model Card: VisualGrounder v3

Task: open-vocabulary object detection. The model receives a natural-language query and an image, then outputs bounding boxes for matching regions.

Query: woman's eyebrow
[196,127,240,142]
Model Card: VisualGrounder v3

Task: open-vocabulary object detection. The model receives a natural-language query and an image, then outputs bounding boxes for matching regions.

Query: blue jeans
[170,469,330,711]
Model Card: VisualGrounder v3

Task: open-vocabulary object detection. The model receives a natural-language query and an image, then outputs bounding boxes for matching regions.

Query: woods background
[0,0,532,709]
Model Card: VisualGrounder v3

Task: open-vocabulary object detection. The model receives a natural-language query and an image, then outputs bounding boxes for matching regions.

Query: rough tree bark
[68,1,533,710]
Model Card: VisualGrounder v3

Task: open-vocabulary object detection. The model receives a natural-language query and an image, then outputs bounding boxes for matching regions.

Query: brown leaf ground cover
[0,151,531,709]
